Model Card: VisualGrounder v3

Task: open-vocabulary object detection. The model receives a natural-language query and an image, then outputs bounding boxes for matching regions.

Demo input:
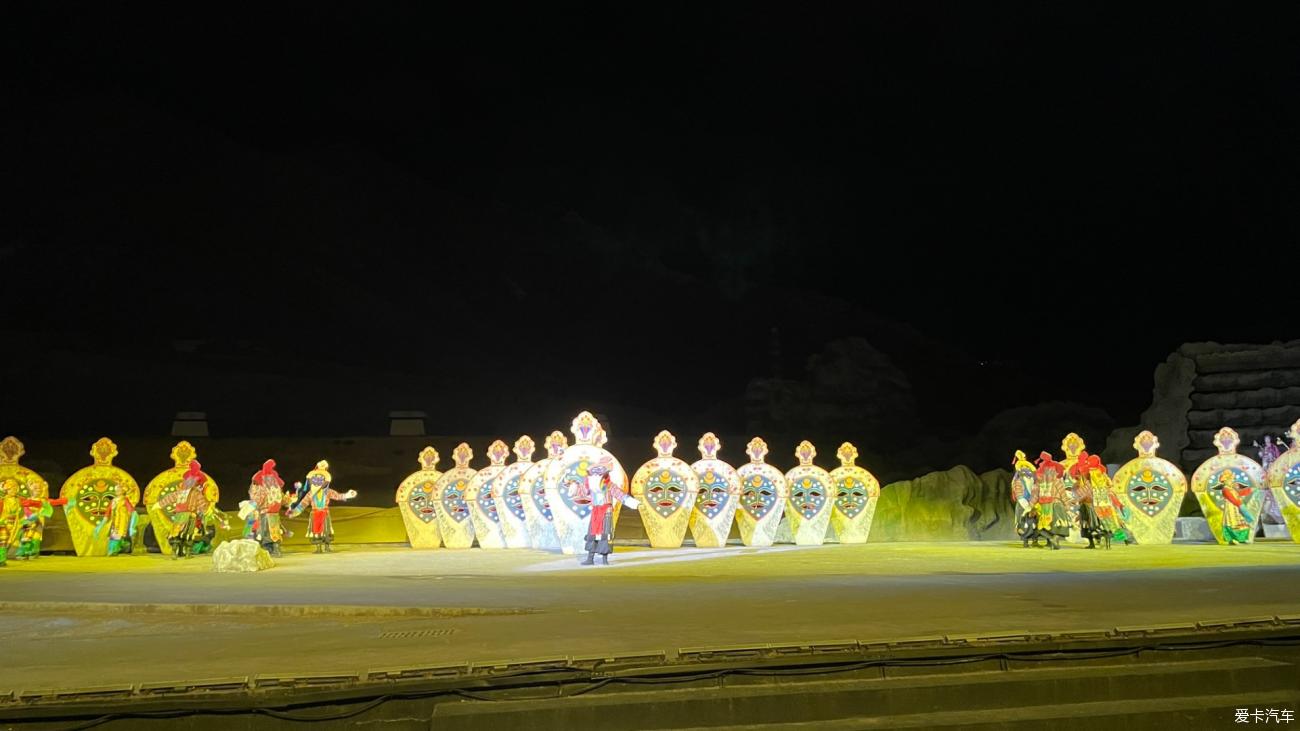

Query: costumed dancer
[14,489,68,560]
[569,455,640,565]
[288,461,357,553]
[1033,453,1071,550]
[103,491,139,556]
[248,459,291,557]
[1216,468,1255,545]
[239,500,258,539]
[1087,458,1135,545]
[157,461,214,559]
[1069,452,1104,549]
[0,479,20,566]
[191,500,231,555]
[1254,435,1287,528]
[1010,451,1038,546]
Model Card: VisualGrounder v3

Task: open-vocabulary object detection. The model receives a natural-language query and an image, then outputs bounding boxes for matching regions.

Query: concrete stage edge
[1,542,1298,728]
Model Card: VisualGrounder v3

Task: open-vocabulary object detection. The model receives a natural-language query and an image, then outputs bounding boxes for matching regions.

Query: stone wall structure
[1105,341,1300,470]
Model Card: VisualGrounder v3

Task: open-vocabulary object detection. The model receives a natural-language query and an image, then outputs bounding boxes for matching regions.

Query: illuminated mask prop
[734,437,789,546]
[783,441,834,545]
[631,430,699,548]
[464,440,510,549]
[0,436,49,507]
[434,443,477,548]
[829,442,881,543]
[1113,431,1188,544]
[59,437,141,556]
[519,430,566,550]
[1265,419,1300,543]
[490,436,536,548]
[688,433,741,548]
[396,446,443,548]
[1189,427,1266,545]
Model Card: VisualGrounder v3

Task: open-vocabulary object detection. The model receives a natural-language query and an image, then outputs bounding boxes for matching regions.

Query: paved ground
[1,540,1298,692]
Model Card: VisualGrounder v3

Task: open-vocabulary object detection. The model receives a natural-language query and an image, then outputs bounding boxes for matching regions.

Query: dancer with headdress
[13,486,67,560]
[0,479,20,565]
[1032,452,1071,550]
[1069,452,1105,548]
[156,461,214,559]
[288,461,357,553]
[248,459,292,557]
[104,491,139,556]
[1216,468,1255,545]
[569,455,640,565]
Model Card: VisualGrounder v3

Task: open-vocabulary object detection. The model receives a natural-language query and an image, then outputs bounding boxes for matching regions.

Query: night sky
[5,5,1299,447]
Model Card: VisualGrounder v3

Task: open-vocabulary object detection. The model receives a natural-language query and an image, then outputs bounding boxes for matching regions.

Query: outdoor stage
[3,541,1300,692]
[2,538,1300,723]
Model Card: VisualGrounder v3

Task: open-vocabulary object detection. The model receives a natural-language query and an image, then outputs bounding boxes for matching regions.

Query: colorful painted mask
[828,443,881,543]
[59,438,141,556]
[783,440,834,545]
[734,437,789,547]
[441,479,471,523]
[631,430,700,548]
[409,481,438,523]
[1112,430,1188,544]
[396,446,443,548]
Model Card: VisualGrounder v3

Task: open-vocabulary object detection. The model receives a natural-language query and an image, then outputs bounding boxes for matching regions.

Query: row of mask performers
[1013,426,1300,550]
[394,411,882,555]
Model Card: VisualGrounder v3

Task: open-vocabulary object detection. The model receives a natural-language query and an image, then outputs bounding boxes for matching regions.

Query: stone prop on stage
[631,431,700,548]
[212,538,275,572]
[829,442,881,543]
[571,454,640,565]
[1029,453,1071,550]
[1010,450,1039,544]
[492,436,536,549]
[688,433,741,548]
[520,431,565,550]
[396,447,443,549]
[246,459,293,557]
[0,436,64,562]
[144,441,221,557]
[466,440,510,549]
[1113,431,1188,545]
[545,412,629,555]
[1264,420,1300,543]
[287,460,357,553]
[784,441,834,546]
[1192,427,1266,545]
[151,459,228,559]
[59,437,142,557]
[735,437,789,547]
[434,443,478,549]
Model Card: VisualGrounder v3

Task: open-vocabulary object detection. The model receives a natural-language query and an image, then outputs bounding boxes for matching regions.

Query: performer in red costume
[569,456,640,565]
[248,459,292,557]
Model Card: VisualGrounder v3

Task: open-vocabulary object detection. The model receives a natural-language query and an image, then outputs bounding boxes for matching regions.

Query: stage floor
[2,541,1299,692]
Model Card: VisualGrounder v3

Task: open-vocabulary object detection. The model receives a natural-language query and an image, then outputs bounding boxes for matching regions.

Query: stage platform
[2,538,1300,723]
[2,541,1299,697]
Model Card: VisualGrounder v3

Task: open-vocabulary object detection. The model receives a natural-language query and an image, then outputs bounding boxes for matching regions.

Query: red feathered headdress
[1070,452,1103,479]
[184,460,207,485]
[1035,451,1064,478]
[253,459,283,487]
